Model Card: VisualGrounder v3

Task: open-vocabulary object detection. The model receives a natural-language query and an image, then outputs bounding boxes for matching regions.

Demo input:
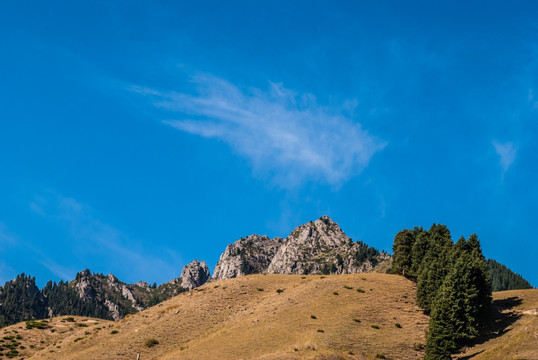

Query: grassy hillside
[0,316,113,358]
[9,274,428,360]
[455,288,538,360]
[4,274,535,360]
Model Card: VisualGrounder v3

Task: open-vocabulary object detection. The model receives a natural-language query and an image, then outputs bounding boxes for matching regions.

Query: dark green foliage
[486,259,532,291]
[0,270,187,328]
[25,320,49,329]
[391,229,418,277]
[0,274,47,328]
[43,280,110,320]
[392,225,492,359]
[354,241,380,267]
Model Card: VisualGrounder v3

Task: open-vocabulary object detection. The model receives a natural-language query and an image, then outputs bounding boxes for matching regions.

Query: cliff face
[213,216,389,280]
[180,260,210,290]
[212,235,283,281]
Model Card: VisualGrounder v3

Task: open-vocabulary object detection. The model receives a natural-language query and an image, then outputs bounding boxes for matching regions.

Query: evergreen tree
[416,224,453,312]
[392,229,416,277]
[424,235,491,358]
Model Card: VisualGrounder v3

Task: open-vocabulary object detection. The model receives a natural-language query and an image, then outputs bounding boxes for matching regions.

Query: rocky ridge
[213,216,389,280]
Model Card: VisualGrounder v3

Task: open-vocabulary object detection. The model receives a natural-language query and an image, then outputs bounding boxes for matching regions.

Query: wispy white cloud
[130,75,386,187]
[493,140,517,173]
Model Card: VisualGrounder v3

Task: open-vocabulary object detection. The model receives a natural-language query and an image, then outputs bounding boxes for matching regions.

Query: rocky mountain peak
[212,216,388,280]
[212,234,283,281]
[180,260,210,290]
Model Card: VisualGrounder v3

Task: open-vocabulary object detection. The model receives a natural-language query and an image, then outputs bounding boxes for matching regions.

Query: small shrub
[361,277,366,280]
[333,291,339,295]
[74,337,84,342]
[317,329,324,333]
[14,335,21,340]
[25,321,49,330]
[84,331,91,335]
[343,285,353,290]
[276,289,284,294]
[214,285,219,288]
[301,276,306,279]
[50,328,56,333]
[352,318,361,323]
[77,323,89,327]
[110,330,118,334]
[394,322,402,328]
[376,354,386,359]
[320,276,326,279]
[413,343,425,351]
[371,325,380,329]
[145,338,159,348]
[64,317,75,322]
[356,288,366,293]
[256,287,264,291]
[311,315,317,319]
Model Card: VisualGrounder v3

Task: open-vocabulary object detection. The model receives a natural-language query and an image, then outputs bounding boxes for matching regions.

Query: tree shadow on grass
[456,297,522,359]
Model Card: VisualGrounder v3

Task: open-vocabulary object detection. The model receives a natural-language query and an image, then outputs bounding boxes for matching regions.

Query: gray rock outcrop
[180,260,210,290]
[213,216,389,280]
[212,235,283,281]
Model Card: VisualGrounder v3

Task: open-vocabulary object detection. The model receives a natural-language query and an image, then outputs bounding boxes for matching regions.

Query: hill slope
[17,274,429,360]
[455,288,538,360]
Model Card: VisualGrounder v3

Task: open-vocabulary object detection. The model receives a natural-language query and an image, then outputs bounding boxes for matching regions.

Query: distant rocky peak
[286,215,349,248]
[212,234,282,281]
[180,259,210,290]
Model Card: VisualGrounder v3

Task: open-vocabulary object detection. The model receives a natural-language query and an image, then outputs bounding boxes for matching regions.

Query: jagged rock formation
[268,216,389,274]
[212,235,283,281]
[213,216,389,280]
[180,260,210,290]
[0,270,188,327]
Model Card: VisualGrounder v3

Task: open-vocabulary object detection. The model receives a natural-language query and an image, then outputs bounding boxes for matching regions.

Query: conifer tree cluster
[392,225,492,359]
[486,259,532,292]
[0,274,47,327]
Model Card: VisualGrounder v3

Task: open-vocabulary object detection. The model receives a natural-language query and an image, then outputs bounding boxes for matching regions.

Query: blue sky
[1,1,537,287]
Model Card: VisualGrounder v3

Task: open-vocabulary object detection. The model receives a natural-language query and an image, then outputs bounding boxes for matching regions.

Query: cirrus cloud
[130,75,386,187]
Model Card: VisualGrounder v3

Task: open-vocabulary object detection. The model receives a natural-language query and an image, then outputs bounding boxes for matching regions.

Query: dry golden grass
[16,273,428,360]
[0,315,112,358]
[455,288,538,360]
